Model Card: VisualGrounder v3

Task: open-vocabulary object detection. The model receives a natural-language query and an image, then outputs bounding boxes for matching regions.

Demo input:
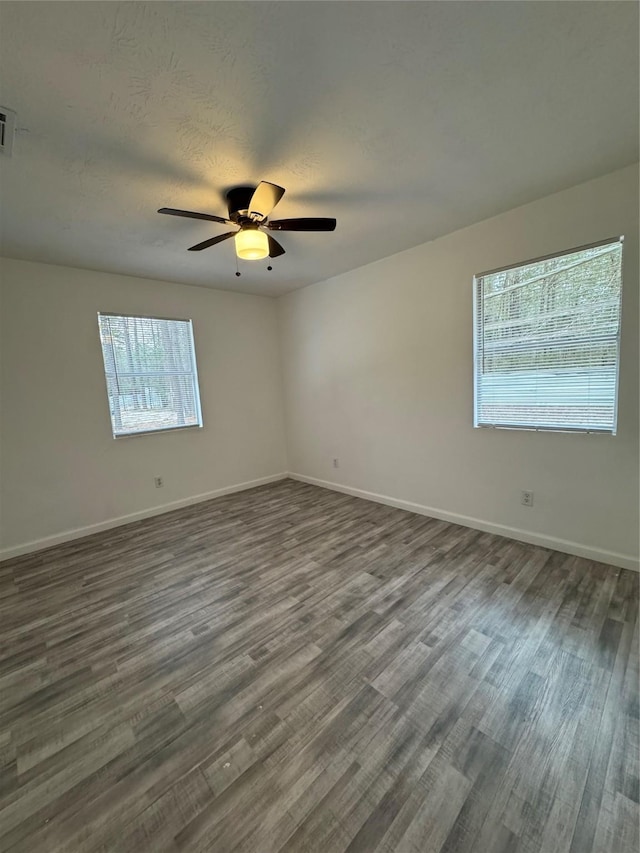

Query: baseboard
[5,471,637,573]
[0,473,288,562]
[287,472,640,573]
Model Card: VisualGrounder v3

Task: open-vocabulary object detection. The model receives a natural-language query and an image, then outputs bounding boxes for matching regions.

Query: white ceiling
[0,2,638,297]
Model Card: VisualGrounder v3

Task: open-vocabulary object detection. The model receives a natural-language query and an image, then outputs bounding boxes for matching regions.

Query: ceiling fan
[158,182,336,262]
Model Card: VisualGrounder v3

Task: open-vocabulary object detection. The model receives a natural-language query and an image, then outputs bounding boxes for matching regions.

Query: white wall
[2,167,638,568]
[278,165,639,570]
[0,258,287,555]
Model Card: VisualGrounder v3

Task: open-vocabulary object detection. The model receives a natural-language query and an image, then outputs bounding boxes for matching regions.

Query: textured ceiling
[0,2,638,296]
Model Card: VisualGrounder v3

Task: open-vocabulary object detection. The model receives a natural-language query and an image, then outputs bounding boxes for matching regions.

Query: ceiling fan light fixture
[158,181,336,262]
[235,228,269,260]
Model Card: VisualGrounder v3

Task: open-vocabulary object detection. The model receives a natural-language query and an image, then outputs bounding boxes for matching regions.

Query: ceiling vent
[0,107,17,157]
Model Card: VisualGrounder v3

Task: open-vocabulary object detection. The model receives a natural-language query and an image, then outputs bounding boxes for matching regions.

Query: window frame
[472,236,624,436]
[97,311,204,439]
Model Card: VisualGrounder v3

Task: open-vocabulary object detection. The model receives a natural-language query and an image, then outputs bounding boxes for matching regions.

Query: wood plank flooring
[0,478,637,852]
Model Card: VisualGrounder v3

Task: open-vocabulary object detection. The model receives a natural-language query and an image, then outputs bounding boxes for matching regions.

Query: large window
[473,237,623,434]
[98,313,203,438]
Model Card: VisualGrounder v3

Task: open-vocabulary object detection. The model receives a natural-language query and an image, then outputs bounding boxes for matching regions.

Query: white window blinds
[98,313,203,438]
[473,237,623,434]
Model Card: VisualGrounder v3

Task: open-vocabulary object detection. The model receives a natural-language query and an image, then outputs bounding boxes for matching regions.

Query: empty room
[0,2,638,852]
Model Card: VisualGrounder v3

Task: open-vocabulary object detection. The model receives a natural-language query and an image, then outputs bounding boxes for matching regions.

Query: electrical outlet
[154,476,164,488]
[521,490,534,507]
[332,458,339,469]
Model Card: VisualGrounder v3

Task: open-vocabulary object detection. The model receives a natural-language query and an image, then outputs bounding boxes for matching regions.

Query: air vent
[0,107,17,157]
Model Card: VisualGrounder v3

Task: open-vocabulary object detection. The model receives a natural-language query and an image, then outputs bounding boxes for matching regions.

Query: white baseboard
[0,473,288,562]
[287,472,639,573]
[4,471,637,573]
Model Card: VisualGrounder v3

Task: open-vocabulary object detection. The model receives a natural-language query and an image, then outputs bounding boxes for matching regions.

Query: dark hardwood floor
[0,479,637,852]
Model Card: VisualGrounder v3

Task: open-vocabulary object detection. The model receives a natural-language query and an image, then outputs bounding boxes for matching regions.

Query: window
[98,313,203,438]
[473,237,623,434]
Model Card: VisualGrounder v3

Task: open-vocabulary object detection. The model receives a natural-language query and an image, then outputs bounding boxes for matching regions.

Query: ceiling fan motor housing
[226,186,257,224]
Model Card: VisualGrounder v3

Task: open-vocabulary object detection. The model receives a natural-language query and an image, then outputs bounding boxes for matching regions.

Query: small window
[98,313,203,438]
[473,237,623,434]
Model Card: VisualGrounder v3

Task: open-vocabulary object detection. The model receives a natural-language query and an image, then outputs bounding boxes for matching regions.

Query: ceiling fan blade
[188,231,236,251]
[158,207,230,224]
[248,182,285,221]
[267,235,286,258]
[267,218,336,232]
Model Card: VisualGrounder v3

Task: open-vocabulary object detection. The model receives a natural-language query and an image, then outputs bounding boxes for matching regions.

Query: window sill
[474,424,615,435]
[113,424,203,439]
